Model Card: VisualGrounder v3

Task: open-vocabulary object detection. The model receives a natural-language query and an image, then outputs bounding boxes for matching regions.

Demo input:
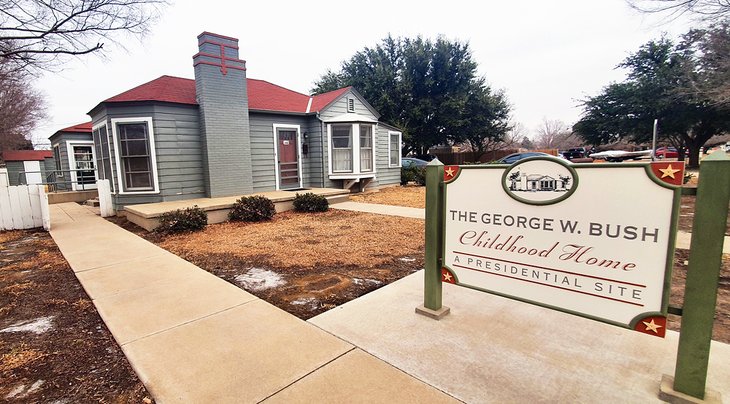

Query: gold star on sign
[443,272,453,282]
[659,165,680,179]
[445,167,455,177]
[643,319,663,334]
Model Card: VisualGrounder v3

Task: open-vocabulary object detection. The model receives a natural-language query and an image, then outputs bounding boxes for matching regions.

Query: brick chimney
[193,32,253,197]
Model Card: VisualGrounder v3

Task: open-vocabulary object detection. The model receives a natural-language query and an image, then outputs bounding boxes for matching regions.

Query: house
[510,173,569,192]
[48,122,94,191]
[83,32,402,211]
[2,150,55,186]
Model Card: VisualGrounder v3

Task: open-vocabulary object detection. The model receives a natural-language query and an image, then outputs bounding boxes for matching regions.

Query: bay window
[329,123,376,175]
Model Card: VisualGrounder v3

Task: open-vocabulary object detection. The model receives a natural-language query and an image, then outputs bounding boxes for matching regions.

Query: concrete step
[326,194,351,205]
[85,198,100,207]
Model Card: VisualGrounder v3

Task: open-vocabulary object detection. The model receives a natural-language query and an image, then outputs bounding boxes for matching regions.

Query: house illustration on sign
[508,171,571,192]
[50,32,403,211]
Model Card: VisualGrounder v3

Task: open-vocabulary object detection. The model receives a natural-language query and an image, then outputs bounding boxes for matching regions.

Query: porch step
[85,198,100,207]
[325,194,351,205]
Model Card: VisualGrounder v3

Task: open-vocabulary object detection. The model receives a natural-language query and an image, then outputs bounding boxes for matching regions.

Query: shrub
[401,165,426,186]
[157,205,207,234]
[293,192,329,212]
[229,195,276,222]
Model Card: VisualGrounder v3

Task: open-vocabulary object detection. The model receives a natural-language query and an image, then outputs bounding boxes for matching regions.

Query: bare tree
[534,119,579,149]
[0,0,165,72]
[627,0,730,23]
[0,61,45,158]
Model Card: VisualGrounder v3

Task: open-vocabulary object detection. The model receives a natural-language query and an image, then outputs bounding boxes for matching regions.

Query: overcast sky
[32,0,693,146]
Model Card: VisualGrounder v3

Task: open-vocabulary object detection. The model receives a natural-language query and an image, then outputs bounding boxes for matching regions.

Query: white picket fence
[0,183,51,231]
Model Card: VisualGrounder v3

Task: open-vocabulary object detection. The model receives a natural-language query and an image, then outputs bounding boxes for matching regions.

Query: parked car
[401,157,429,168]
[495,152,570,164]
[561,147,588,159]
[654,147,678,159]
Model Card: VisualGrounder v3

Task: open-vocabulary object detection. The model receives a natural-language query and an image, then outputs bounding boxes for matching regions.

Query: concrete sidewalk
[49,202,455,403]
[330,201,729,253]
[311,271,730,403]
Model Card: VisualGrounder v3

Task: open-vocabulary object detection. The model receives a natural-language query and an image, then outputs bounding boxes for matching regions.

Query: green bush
[229,195,276,222]
[157,206,207,234]
[293,192,329,212]
[401,165,426,186]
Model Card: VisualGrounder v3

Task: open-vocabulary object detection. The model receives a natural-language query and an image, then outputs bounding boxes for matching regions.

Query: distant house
[2,150,54,186]
[80,32,402,210]
[510,173,568,192]
[48,122,94,191]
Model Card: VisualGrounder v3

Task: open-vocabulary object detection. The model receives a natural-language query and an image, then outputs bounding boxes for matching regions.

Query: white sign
[442,158,681,333]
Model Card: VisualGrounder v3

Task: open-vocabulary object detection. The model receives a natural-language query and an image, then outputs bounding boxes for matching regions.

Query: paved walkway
[49,203,455,403]
[331,201,425,219]
[49,202,729,402]
[329,201,729,252]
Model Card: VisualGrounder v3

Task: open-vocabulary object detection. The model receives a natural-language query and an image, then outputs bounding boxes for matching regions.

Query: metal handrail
[16,169,99,191]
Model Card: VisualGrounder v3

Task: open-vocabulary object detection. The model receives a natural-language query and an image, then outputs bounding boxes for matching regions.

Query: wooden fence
[431,148,559,165]
[0,183,50,231]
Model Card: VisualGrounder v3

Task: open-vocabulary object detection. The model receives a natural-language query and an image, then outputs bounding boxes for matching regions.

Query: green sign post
[670,152,730,400]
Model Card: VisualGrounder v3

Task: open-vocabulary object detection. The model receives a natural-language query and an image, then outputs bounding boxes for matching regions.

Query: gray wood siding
[248,112,314,191]
[375,126,401,188]
[94,103,205,209]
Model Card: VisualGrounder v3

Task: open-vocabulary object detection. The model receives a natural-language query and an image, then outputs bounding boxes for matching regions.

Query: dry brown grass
[0,343,47,372]
[0,230,25,245]
[350,186,426,209]
[156,210,424,269]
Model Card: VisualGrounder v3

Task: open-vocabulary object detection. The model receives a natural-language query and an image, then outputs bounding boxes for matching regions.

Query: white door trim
[272,124,303,190]
[66,140,98,191]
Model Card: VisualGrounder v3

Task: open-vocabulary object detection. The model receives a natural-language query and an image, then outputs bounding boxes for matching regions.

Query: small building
[2,150,54,186]
[511,173,568,192]
[83,32,402,211]
[48,122,95,191]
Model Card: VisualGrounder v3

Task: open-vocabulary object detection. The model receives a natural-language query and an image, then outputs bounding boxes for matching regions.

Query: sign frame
[420,157,684,337]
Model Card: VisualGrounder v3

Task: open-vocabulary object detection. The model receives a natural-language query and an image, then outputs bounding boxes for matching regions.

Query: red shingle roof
[3,150,53,161]
[100,75,350,114]
[58,122,92,133]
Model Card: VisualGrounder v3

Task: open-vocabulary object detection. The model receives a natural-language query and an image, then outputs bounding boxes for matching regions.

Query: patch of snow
[353,278,382,286]
[234,268,286,291]
[4,380,43,399]
[399,257,416,262]
[0,316,54,334]
[291,297,317,306]
[6,384,25,399]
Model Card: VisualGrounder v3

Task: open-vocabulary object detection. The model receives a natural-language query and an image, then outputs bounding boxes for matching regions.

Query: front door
[70,144,97,190]
[277,129,300,189]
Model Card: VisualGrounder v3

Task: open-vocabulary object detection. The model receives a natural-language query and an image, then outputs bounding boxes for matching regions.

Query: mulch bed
[0,230,153,403]
[111,210,425,320]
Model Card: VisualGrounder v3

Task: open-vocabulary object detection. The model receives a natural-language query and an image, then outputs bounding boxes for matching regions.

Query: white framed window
[388,131,402,167]
[359,124,374,172]
[331,124,353,173]
[328,123,377,176]
[110,117,160,194]
[347,98,355,112]
[92,122,116,192]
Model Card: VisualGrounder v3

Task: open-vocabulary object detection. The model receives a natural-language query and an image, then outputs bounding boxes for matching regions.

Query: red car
[655,147,678,159]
